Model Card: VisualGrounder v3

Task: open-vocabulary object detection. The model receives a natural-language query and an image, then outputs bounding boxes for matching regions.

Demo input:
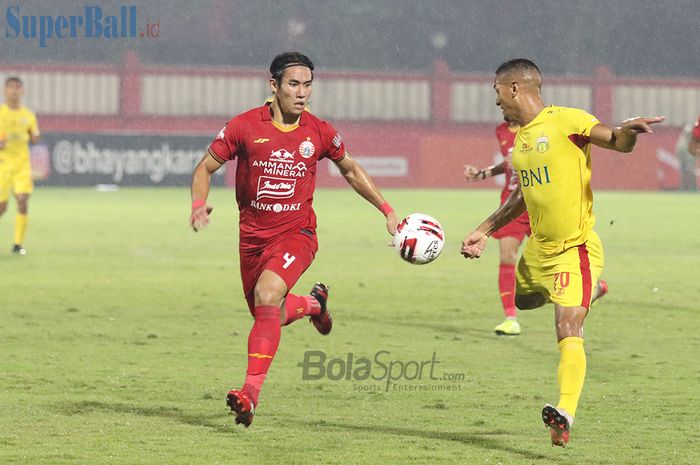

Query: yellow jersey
[0,104,39,163]
[512,105,600,256]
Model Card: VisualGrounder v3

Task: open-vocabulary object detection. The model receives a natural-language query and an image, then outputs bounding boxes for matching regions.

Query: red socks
[242,305,281,404]
[282,293,321,326]
[241,296,321,404]
[498,264,517,318]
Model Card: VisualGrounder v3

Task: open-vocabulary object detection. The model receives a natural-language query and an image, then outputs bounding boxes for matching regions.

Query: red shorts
[491,213,531,241]
[240,228,318,313]
[491,190,531,241]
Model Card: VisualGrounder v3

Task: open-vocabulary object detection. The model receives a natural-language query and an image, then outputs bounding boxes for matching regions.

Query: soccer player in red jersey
[463,119,530,336]
[190,52,398,427]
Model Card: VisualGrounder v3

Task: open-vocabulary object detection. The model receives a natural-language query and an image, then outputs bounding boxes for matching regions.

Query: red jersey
[208,104,345,251]
[692,116,700,141]
[494,122,519,203]
[491,121,530,240]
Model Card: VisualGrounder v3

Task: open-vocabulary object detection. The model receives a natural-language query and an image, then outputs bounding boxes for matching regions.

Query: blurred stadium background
[1,0,698,191]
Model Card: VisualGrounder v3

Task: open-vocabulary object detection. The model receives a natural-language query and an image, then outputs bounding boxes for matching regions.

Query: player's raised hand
[461,230,488,259]
[190,199,213,232]
[621,116,665,134]
[463,164,482,182]
[386,211,399,236]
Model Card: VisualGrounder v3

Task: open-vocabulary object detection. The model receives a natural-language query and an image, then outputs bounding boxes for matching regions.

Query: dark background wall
[1,0,698,77]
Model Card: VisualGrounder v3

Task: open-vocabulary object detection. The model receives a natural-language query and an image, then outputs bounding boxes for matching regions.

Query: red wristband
[379,201,394,216]
[192,199,206,210]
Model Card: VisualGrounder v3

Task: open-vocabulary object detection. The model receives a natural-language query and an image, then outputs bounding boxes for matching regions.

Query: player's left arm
[461,184,526,259]
[464,160,506,182]
[589,116,665,153]
[334,152,398,235]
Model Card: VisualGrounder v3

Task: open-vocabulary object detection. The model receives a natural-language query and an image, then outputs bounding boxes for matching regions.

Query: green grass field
[1,188,698,465]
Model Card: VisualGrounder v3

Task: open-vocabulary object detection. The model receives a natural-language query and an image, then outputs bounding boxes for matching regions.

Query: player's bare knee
[515,293,546,310]
[0,202,7,216]
[16,195,29,214]
[253,284,284,307]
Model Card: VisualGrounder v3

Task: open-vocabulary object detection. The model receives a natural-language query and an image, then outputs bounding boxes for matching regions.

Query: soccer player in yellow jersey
[0,77,40,255]
[461,59,664,447]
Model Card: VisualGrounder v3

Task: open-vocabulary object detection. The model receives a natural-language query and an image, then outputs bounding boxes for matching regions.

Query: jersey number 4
[283,253,296,269]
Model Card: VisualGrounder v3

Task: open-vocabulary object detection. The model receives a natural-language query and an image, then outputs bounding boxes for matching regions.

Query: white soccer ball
[394,213,445,265]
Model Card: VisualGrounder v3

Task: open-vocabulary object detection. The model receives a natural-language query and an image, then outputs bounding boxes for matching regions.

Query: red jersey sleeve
[208,119,241,163]
[692,116,700,141]
[318,121,346,162]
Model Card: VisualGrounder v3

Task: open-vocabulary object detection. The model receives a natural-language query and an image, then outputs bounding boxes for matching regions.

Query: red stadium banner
[313,125,697,191]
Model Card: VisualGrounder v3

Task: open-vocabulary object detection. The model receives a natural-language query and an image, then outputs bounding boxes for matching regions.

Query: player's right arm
[461,184,526,259]
[190,151,222,232]
[191,120,239,231]
[464,161,506,182]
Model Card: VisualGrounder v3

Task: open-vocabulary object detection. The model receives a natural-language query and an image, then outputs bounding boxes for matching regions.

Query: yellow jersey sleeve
[559,108,600,141]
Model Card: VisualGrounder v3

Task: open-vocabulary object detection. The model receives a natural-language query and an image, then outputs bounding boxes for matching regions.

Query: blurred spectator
[688,116,700,158]
[676,116,700,191]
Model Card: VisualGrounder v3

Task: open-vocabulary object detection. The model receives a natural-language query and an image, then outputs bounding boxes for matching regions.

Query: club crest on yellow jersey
[536,136,550,153]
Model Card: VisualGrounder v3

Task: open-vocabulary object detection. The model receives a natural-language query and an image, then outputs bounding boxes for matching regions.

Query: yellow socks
[14,213,28,246]
[557,336,586,418]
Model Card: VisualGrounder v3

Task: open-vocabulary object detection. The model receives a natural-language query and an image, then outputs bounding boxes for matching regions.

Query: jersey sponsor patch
[270,148,296,163]
[256,176,296,200]
[249,200,301,213]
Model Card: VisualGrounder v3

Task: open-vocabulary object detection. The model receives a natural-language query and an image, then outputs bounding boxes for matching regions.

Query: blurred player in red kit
[689,116,700,157]
[463,119,530,335]
[190,52,398,427]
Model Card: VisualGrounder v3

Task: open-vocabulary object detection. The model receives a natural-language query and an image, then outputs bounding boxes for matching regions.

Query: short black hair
[270,52,314,84]
[495,58,541,78]
[5,76,22,86]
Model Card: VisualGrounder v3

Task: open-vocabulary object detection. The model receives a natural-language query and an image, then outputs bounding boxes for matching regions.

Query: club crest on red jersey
[299,139,315,158]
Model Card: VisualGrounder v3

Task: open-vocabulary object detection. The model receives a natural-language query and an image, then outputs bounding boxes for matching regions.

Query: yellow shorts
[0,159,33,202]
[516,230,604,309]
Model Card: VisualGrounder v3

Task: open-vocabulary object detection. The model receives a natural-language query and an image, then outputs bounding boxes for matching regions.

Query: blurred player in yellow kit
[461,59,663,447]
[0,77,40,255]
